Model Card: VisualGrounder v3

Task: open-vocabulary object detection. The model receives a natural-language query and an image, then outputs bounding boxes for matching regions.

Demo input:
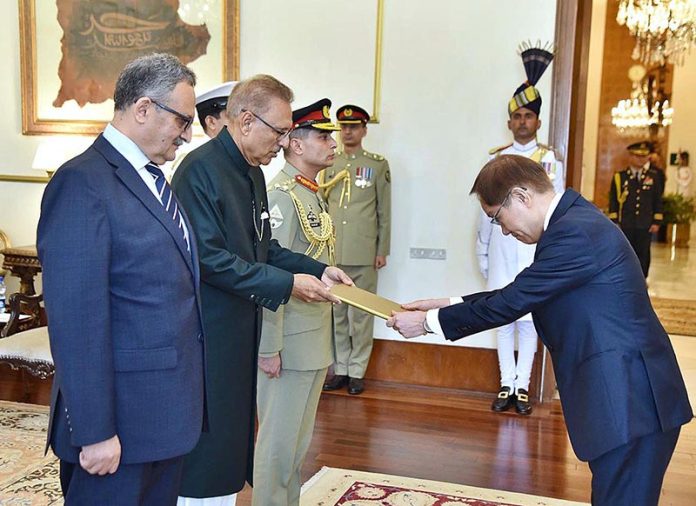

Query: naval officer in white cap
[166,81,239,180]
[196,81,238,138]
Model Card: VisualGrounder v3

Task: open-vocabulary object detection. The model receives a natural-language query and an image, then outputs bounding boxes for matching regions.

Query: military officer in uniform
[321,104,391,395]
[477,42,563,415]
[253,99,341,506]
[608,141,664,278]
[195,81,237,138]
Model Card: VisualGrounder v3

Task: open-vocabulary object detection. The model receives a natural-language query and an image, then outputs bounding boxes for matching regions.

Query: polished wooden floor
[234,379,695,506]
[1,373,693,505]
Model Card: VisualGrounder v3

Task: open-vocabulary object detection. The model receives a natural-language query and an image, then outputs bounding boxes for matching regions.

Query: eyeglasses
[242,108,293,142]
[150,99,194,132]
[490,187,527,225]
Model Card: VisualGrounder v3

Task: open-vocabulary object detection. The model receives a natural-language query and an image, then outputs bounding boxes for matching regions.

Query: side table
[0,246,41,296]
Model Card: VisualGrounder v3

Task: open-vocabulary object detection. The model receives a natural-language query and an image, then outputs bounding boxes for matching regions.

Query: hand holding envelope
[328,285,452,338]
[387,298,451,338]
[292,266,353,304]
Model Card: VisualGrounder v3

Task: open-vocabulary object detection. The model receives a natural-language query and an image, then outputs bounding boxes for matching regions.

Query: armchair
[0,292,53,381]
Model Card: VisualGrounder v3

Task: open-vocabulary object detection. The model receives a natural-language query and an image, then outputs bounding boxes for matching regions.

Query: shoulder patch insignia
[269,204,284,229]
[270,178,296,193]
[306,208,320,228]
[538,143,563,161]
[488,143,513,156]
[385,169,391,183]
[364,150,385,161]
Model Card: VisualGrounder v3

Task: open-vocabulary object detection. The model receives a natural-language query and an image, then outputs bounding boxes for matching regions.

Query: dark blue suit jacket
[439,189,692,462]
[37,134,206,464]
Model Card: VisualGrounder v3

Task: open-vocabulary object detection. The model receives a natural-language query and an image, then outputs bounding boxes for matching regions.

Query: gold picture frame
[18,0,239,135]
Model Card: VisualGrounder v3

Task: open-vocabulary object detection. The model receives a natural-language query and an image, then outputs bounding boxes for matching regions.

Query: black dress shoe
[348,377,364,395]
[323,374,348,391]
[491,386,515,412]
[515,388,533,415]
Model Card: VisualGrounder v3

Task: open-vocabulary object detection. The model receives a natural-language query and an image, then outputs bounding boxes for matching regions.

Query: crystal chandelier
[611,66,673,135]
[617,0,696,65]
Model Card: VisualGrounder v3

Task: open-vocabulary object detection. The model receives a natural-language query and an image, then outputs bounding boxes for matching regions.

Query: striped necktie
[145,163,190,251]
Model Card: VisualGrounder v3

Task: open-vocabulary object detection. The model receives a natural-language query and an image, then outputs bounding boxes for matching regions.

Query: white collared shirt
[103,123,160,201]
[512,139,538,154]
[544,192,563,232]
[425,191,564,336]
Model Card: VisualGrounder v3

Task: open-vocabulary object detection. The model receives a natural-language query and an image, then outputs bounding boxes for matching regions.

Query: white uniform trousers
[177,494,236,505]
[252,367,328,506]
[496,320,537,393]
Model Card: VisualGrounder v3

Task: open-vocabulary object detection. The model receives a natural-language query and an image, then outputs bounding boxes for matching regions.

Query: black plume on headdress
[519,40,555,85]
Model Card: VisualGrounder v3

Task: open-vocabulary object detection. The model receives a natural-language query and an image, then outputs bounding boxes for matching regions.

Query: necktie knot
[145,162,165,181]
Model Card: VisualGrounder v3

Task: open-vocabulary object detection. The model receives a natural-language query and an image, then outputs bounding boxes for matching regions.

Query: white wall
[0,0,558,347]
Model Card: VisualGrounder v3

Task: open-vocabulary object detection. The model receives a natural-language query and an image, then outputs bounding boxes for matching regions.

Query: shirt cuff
[426,297,461,336]
[426,309,444,335]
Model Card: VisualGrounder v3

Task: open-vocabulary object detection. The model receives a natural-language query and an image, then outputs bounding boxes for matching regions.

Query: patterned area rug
[300,467,588,506]
[0,401,60,505]
[651,297,696,337]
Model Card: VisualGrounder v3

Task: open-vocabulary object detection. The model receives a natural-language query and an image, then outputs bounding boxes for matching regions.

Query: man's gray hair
[113,53,196,111]
[227,75,294,117]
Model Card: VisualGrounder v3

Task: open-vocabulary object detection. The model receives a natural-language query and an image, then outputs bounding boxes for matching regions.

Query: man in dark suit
[172,76,351,504]
[37,53,206,505]
[387,154,693,505]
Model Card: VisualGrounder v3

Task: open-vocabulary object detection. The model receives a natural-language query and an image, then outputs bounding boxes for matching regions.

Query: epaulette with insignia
[538,143,563,161]
[488,143,513,155]
[363,150,385,161]
[268,178,297,193]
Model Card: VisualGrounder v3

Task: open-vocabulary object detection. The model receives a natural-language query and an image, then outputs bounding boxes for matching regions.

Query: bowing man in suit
[387,154,693,505]
[37,53,206,505]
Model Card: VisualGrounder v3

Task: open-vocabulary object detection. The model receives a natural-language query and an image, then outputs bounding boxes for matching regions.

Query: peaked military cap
[627,141,651,156]
[292,98,340,130]
[336,104,370,124]
[509,41,555,117]
[196,81,237,118]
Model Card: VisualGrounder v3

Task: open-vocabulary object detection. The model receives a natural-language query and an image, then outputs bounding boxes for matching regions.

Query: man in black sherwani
[172,75,351,504]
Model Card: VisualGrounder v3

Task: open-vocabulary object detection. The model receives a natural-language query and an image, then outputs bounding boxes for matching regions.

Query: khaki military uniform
[253,163,334,506]
[321,149,391,379]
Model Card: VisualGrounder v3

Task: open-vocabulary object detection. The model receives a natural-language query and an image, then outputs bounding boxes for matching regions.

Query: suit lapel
[94,136,195,275]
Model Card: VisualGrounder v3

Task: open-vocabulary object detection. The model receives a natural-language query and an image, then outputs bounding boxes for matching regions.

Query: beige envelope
[330,284,403,320]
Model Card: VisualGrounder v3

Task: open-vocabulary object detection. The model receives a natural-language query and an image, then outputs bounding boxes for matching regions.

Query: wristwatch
[423,317,434,334]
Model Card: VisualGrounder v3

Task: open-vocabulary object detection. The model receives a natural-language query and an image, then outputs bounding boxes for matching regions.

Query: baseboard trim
[364,339,542,398]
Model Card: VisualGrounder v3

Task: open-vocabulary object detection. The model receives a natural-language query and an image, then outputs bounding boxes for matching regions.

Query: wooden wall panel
[593,1,673,209]
[365,340,543,399]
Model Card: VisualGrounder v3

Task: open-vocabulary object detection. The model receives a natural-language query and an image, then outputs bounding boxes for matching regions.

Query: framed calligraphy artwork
[19,0,239,135]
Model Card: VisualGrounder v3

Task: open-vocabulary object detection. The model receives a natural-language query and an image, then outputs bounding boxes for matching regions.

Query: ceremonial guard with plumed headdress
[477,41,564,416]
